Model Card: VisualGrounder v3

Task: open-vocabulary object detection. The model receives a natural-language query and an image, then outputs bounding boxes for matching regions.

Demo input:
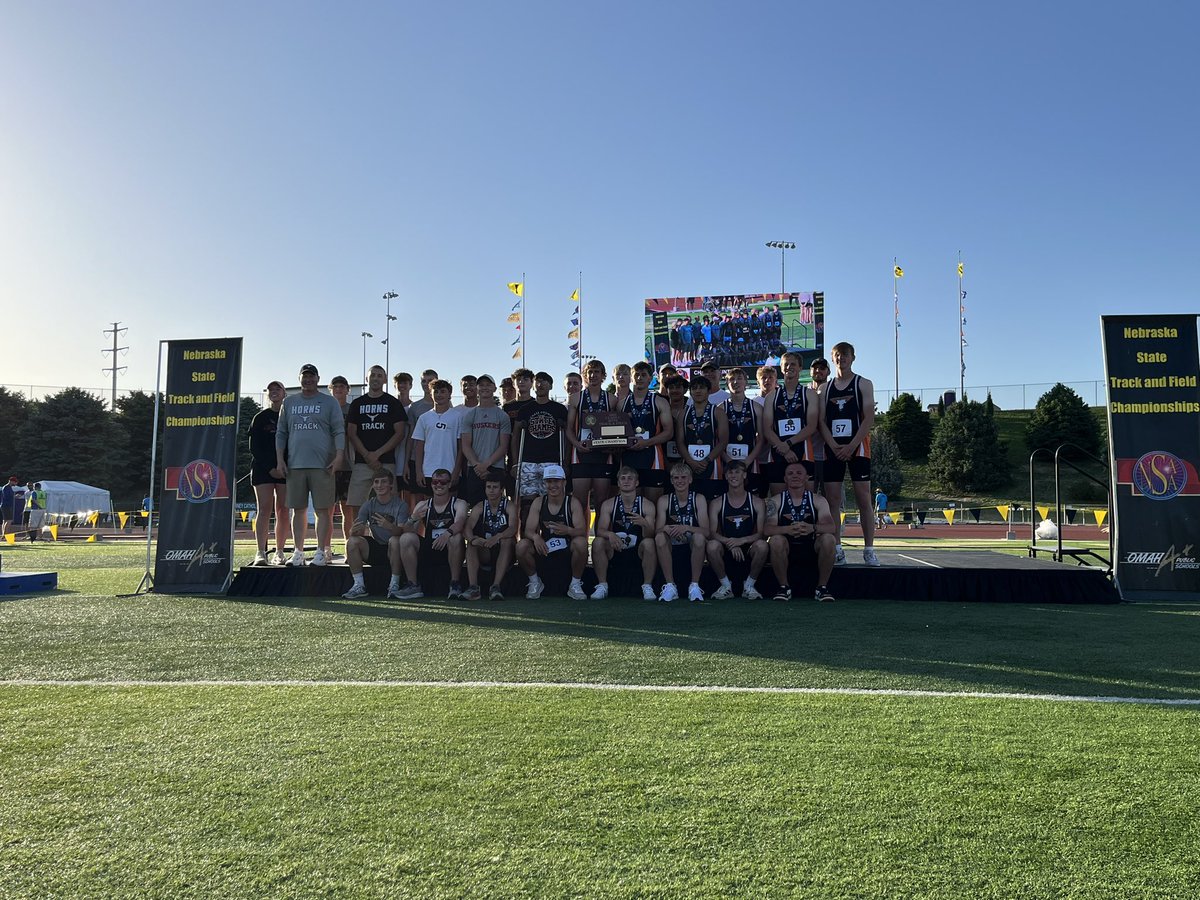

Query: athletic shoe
[311,548,329,567]
[489,585,505,601]
[447,582,464,600]
[526,576,545,600]
[741,585,763,600]
[590,583,609,600]
[658,583,678,603]
[567,580,587,600]
[342,583,369,600]
[687,583,704,603]
[815,586,836,602]
[772,587,792,602]
[386,585,404,600]
[834,545,847,565]
[461,585,482,601]
[288,549,306,567]
[863,547,881,567]
[252,550,268,566]
[394,582,424,600]
[271,550,287,566]
[711,583,734,600]
[641,584,657,601]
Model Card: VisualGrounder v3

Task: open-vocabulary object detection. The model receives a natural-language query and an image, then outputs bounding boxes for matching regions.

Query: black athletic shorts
[821,453,870,484]
[251,465,286,487]
[335,470,352,502]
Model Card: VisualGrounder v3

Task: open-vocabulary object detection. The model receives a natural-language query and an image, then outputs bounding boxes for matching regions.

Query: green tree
[236,396,262,504]
[869,428,903,496]
[16,388,129,489]
[113,391,165,507]
[878,392,932,459]
[927,399,1011,492]
[1025,383,1101,455]
[0,387,31,478]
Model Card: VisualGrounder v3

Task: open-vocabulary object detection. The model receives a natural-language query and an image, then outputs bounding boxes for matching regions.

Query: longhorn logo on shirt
[833,398,849,411]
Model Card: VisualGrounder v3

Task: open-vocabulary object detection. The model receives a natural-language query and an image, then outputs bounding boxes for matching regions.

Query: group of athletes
[248,341,880,603]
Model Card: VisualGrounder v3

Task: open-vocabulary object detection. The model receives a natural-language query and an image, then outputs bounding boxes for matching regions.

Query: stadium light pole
[765,241,796,297]
[360,332,373,383]
[382,291,399,374]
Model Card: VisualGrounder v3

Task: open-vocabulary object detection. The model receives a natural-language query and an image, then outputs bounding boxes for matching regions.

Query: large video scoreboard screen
[644,292,824,384]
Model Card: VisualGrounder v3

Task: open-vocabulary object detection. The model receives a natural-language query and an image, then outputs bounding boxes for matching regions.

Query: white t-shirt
[412,407,462,477]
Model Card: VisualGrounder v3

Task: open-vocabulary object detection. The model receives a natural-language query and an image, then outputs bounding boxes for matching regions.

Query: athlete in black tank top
[591,466,659,599]
[705,461,769,599]
[765,460,839,601]
[515,468,589,599]
[464,476,517,600]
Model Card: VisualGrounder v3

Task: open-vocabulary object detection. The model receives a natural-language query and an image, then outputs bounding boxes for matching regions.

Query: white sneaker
[658,583,678,603]
[641,584,657,601]
[311,548,329,567]
[526,576,544,600]
[567,579,587,600]
[711,582,734,600]
[342,583,369,599]
[687,583,704,603]
[271,550,287,566]
[741,584,763,600]
[288,549,306,567]
[863,547,881,567]
[590,583,609,600]
[834,545,847,565]
[252,550,268,566]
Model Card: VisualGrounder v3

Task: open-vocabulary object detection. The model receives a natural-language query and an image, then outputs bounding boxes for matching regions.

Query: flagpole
[893,257,900,399]
[521,271,526,362]
[958,252,965,402]
[577,271,583,374]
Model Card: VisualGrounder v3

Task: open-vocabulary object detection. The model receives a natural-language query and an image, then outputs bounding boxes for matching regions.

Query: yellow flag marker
[943,509,956,525]
[889,511,901,524]
[507,282,524,297]
[1037,506,1050,521]
[1095,509,1108,527]
[839,512,846,524]
[240,511,249,522]
[86,534,98,542]
[118,512,129,528]
[3,533,14,545]
[49,524,59,541]
[996,505,1010,522]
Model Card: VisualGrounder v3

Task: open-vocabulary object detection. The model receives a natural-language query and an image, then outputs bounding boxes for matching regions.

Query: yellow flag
[996,504,1009,522]
[86,534,98,543]
[570,288,579,302]
[1095,509,1108,526]
[512,347,522,359]
[240,511,249,522]
[943,508,956,525]
[894,265,904,278]
[87,512,99,527]
[957,261,964,277]
[839,512,846,524]
[889,511,902,524]
[49,524,59,541]
[1037,506,1050,521]
[118,512,129,528]
[507,282,524,297]
[567,327,580,339]
[3,533,13,545]
[139,509,149,517]
[507,312,522,324]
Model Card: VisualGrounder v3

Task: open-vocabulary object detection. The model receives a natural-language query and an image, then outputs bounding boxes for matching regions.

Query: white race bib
[779,417,802,436]
[545,536,567,553]
[432,528,449,540]
[831,418,853,438]
[580,427,593,442]
[635,428,650,441]
[727,443,749,460]
[617,531,638,549]
[688,444,710,461]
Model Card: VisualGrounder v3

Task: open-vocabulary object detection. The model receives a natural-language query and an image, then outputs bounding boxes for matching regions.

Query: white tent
[37,481,114,517]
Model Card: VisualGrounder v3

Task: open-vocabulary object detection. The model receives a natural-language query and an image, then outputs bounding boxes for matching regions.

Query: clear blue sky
[2,1,1196,408]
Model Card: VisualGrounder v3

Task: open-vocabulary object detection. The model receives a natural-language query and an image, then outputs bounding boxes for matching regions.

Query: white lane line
[897,554,943,568]
[2,678,1197,706]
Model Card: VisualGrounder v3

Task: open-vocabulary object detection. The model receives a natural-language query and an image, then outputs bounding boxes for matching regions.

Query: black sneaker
[447,583,464,600]
[815,586,836,602]
[772,587,792,602]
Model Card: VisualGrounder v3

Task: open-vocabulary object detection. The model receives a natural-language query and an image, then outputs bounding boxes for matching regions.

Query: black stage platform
[227,548,1119,604]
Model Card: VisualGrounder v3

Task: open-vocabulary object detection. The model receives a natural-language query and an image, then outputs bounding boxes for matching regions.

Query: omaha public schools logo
[1132,451,1188,500]
[164,459,230,503]
[1124,544,1197,577]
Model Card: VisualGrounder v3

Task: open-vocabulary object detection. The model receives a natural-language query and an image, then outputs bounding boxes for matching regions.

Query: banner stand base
[119,570,156,598]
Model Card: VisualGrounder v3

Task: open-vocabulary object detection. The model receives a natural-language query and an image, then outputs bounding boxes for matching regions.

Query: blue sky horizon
[2,1,1196,408]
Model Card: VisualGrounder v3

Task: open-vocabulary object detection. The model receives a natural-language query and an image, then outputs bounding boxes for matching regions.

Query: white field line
[897,553,943,568]
[2,678,1198,707]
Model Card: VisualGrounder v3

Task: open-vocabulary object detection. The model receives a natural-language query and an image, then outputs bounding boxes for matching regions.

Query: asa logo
[1131,451,1188,500]
[164,459,231,503]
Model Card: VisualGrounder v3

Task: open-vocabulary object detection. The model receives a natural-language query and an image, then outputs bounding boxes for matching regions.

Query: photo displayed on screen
[644,292,824,385]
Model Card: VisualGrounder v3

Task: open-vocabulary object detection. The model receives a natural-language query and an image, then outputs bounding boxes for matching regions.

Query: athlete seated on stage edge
[515,464,589,600]
[591,465,659,600]
[342,472,411,600]
[463,472,518,601]
[765,461,838,602]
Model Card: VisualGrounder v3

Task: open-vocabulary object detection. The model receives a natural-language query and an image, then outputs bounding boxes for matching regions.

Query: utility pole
[101,322,128,410]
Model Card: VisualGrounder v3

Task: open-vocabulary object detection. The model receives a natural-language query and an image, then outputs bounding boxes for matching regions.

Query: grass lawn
[1,541,1197,898]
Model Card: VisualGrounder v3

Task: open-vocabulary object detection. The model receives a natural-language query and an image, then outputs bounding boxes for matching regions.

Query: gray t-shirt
[355,495,409,544]
[276,391,346,469]
[461,404,511,467]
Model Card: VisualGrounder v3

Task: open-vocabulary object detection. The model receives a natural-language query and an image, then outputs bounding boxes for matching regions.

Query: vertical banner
[651,311,670,371]
[155,338,243,593]
[1102,315,1200,600]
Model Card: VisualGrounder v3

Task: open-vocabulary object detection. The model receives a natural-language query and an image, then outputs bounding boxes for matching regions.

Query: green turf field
[1,541,1197,898]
